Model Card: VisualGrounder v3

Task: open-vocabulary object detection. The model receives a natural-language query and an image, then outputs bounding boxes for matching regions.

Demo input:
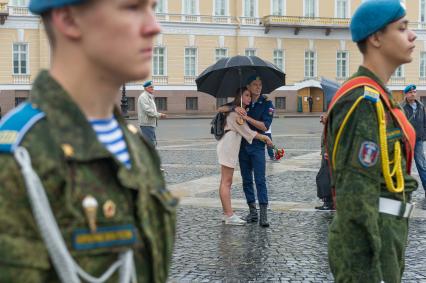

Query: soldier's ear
[368,32,383,49]
[51,7,82,40]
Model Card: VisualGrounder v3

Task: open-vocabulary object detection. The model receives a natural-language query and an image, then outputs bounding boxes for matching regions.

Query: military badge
[363,86,379,103]
[103,200,117,218]
[82,195,98,233]
[358,141,379,167]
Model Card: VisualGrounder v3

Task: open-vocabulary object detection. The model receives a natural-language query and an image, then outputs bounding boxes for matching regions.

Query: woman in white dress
[217,87,273,225]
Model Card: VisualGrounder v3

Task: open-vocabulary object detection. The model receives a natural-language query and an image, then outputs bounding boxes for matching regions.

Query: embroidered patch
[72,224,137,250]
[0,130,18,144]
[268,107,274,116]
[363,86,379,103]
[358,141,379,167]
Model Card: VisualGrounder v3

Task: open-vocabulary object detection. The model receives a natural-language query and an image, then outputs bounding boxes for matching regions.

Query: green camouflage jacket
[326,66,417,283]
[0,71,177,283]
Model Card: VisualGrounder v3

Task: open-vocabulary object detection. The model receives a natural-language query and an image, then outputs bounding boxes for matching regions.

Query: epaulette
[0,102,45,153]
[363,86,380,103]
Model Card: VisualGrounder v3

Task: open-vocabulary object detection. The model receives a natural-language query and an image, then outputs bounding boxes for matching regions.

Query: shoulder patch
[358,141,379,167]
[363,86,380,103]
[0,102,45,153]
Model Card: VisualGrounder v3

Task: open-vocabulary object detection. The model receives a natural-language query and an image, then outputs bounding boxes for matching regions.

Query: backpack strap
[0,102,46,153]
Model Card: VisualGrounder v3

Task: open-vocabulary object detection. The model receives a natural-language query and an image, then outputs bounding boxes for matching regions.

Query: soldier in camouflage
[326,1,418,282]
[0,0,177,282]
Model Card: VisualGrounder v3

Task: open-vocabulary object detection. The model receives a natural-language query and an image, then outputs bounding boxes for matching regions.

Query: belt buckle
[405,203,415,218]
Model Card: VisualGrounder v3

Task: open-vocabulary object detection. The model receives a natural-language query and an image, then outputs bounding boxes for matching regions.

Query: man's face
[247,79,262,96]
[405,89,416,103]
[145,85,154,94]
[377,17,417,65]
[73,0,160,83]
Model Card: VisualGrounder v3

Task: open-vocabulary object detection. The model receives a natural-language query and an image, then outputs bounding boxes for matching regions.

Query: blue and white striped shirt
[89,117,131,168]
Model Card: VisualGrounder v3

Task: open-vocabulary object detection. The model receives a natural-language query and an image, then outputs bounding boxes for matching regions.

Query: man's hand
[160,113,167,118]
[234,106,247,116]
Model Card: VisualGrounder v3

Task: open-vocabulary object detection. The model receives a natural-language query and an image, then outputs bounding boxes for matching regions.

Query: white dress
[217,112,257,168]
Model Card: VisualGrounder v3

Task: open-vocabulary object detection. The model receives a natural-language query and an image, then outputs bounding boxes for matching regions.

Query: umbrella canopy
[196,55,286,98]
[320,77,341,110]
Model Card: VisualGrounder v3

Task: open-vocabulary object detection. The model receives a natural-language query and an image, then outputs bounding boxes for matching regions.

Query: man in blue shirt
[236,75,274,227]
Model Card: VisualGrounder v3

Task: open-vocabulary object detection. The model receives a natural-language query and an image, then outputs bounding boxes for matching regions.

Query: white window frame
[303,0,318,17]
[213,0,229,16]
[336,51,349,79]
[242,0,258,17]
[270,0,286,16]
[155,0,168,13]
[182,0,199,15]
[392,65,405,78]
[273,49,285,72]
[304,50,316,78]
[152,46,167,76]
[184,47,198,77]
[215,48,228,61]
[420,51,426,78]
[334,0,350,19]
[420,0,426,23]
[12,42,29,75]
[245,48,256,57]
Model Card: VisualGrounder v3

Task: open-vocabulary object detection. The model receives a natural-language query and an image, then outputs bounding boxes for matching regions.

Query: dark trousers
[265,133,274,159]
[239,146,268,204]
[140,126,157,147]
[316,154,331,200]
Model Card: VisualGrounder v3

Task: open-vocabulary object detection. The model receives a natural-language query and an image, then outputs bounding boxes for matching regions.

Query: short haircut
[356,26,387,54]
[41,11,56,48]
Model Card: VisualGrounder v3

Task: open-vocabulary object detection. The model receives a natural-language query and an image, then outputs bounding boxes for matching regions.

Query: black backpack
[210,112,226,140]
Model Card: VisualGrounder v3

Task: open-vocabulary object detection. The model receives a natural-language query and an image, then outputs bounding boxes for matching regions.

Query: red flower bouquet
[273,146,285,160]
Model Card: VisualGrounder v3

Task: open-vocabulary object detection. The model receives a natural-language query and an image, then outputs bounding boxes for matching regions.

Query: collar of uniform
[251,94,265,107]
[29,71,117,161]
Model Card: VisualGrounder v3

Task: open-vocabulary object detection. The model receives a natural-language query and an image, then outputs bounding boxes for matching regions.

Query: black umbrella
[196,55,286,98]
[320,77,341,110]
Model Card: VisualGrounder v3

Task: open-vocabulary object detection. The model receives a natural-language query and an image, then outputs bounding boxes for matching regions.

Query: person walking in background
[217,87,272,225]
[401,84,426,198]
[0,0,177,281]
[315,113,334,211]
[308,96,313,112]
[137,80,166,146]
[326,1,417,282]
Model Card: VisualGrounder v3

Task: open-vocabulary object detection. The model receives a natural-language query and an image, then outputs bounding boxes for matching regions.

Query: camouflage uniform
[326,66,418,283]
[0,71,177,282]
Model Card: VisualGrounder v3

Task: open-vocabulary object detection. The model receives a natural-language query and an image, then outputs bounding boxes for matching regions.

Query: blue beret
[350,0,406,43]
[404,84,416,94]
[143,80,153,88]
[245,74,261,86]
[29,0,86,14]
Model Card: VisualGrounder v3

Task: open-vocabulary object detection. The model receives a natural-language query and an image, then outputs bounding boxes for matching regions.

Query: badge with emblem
[268,107,274,116]
[358,141,379,167]
[103,200,116,218]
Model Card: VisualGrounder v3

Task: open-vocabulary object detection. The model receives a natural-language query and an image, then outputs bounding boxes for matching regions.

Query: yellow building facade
[0,0,425,116]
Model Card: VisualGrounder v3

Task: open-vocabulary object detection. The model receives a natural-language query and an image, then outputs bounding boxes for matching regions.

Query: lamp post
[120,84,129,118]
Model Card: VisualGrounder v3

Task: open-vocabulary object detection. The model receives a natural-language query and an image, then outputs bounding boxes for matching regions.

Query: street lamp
[120,84,129,118]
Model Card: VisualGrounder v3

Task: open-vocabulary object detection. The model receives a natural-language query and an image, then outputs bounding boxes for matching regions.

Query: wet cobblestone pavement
[148,118,426,282]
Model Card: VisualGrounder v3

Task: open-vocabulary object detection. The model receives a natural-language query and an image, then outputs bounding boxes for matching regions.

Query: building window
[304,0,316,17]
[243,0,256,17]
[216,97,228,108]
[215,48,228,61]
[155,0,166,13]
[15,97,27,106]
[420,52,426,78]
[335,0,347,18]
[13,43,29,75]
[186,97,198,110]
[153,47,166,76]
[393,66,404,78]
[304,51,316,78]
[214,0,227,16]
[10,0,29,6]
[184,48,197,76]
[155,97,168,111]
[421,0,426,22]
[127,97,135,112]
[275,97,286,110]
[336,51,348,79]
[245,49,256,57]
[272,0,285,16]
[273,49,284,71]
[183,0,197,14]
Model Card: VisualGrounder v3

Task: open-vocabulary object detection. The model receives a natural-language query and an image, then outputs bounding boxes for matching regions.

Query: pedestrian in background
[315,113,333,211]
[217,87,272,225]
[137,80,166,146]
[308,96,313,112]
[326,1,417,282]
[401,84,426,199]
[0,0,177,282]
